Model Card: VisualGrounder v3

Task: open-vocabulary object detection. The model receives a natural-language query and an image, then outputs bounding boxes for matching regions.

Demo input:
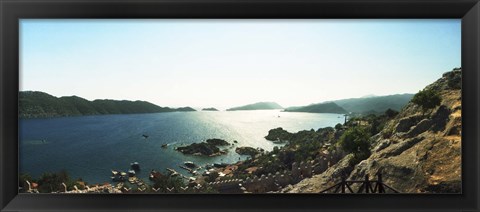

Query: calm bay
[19,110,343,184]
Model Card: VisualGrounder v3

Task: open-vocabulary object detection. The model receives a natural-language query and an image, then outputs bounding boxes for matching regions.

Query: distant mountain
[202,107,219,111]
[333,94,414,114]
[284,102,347,114]
[284,94,414,115]
[227,102,283,111]
[19,91,196,118]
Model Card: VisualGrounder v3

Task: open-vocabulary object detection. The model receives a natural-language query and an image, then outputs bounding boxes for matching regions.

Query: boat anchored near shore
[110,170,127,182]
[130,162,140,171]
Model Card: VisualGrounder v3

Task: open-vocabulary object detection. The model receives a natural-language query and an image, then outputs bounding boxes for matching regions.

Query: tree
[272,146,280,154]
[385,108,399,118]
[152,175,186,193]
[334,123,343,131]
[339,127,371,163]
[37,170,72,193]
[205,172,219,183]
[411,89,441,114]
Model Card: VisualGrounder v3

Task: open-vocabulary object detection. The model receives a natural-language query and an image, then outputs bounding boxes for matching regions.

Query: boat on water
[179,165,191,171]
[111,175,126,182]
[213,163,228,168]
[131,162,140,171]
[184,161,196,168]
[161,144,168,148]
[111,170,127,182]
[128,176,137,184]
[128,170,136,177]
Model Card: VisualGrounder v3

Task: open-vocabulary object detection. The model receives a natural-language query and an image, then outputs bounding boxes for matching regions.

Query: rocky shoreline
[20,68,462,194]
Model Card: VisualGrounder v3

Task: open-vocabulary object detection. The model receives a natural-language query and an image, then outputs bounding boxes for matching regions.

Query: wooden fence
[319,173,400,193]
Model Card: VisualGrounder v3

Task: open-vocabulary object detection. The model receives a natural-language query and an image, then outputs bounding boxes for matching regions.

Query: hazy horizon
[20,19,461,109]
[19,89,415,111]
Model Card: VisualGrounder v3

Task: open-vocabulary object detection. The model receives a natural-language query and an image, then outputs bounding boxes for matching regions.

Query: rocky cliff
[283,68,462,193]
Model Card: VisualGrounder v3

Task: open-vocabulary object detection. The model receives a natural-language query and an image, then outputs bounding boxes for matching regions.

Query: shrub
[448,73,461,89]
[385,108,399,118]
[152,174,186,193]
[339,127,371,163]
[411,89,441,114]
[334,123,343,130]
[37,170,72,193]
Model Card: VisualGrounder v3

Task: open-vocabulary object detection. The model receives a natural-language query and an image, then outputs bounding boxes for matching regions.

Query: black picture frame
[1,0,479,211]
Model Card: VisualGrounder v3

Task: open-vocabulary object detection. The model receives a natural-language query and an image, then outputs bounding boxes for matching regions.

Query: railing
[319,173,400,193]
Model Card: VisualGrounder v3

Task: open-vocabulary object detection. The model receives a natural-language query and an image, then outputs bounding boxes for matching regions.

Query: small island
[176,138,230,156]
[202,107,219,111]
[175,107,196,112]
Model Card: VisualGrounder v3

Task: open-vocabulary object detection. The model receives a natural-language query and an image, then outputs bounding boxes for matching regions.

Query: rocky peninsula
[264,127,293,143]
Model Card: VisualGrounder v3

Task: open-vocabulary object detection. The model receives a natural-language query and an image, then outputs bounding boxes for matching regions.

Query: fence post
[377,173,385,193]
[341,177,346,193]
[364,174,370,193]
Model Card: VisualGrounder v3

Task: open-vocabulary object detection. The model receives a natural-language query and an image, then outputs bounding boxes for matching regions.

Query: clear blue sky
[20,19,461,109]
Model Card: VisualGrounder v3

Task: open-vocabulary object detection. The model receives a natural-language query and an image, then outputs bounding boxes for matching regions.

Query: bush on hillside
[411,89,441,114]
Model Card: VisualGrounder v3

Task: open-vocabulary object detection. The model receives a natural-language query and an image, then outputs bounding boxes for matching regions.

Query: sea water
[19,110,343,184]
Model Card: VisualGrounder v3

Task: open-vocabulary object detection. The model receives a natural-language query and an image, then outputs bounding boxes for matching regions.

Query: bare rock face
[282,154,355,193]
[283,68,462,193]
[350,69,462,193]
[396,115,424,133]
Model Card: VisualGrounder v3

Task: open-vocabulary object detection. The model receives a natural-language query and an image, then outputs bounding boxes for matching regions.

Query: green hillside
[333,94,414,114]
[284,102,347,114]
[19,91,195,119]
[285,94,413,115]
